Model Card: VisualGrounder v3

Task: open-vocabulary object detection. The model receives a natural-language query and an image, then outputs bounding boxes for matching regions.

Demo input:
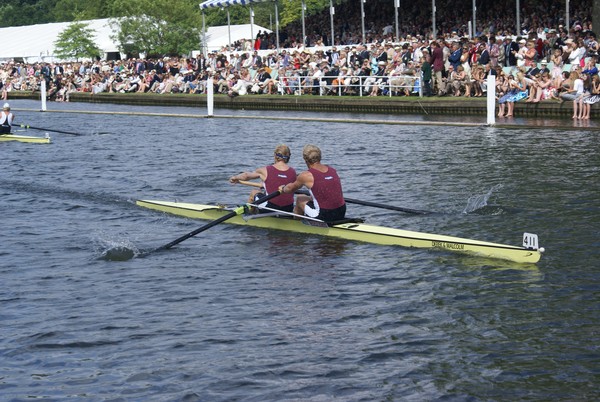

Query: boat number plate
[523,232,539,250]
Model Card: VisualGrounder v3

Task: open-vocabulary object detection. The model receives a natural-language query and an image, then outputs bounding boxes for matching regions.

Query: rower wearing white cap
[0,103,14,134]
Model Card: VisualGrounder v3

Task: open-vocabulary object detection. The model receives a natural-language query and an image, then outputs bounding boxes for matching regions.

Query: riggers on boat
[0,133,51,144]
[136,200,544,264]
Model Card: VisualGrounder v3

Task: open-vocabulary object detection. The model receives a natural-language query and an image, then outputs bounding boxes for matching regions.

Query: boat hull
[136,200,542,264]
[0,134,51,144]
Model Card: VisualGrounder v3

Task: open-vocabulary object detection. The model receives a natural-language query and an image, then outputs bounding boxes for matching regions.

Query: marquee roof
[0,18,119,62]
[0,18,270,61]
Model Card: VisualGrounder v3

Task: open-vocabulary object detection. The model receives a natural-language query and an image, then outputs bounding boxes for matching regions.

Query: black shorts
[253,192,293,213]
[307,201,346,222]
[264,201,294,213]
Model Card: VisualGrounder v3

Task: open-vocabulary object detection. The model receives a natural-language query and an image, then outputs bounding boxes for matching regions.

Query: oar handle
[238,180,262,188]
[156,190,282,251]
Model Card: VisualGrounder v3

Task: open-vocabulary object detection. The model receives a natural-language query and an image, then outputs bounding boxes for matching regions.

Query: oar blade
[152,190,283,253]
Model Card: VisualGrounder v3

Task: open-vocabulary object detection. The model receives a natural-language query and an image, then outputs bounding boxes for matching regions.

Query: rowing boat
[136,199,543,264]
[0,133,51,144]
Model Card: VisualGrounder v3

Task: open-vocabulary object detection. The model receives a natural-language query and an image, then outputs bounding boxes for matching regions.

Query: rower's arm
[279,171,312,194]
[229,167,266,184]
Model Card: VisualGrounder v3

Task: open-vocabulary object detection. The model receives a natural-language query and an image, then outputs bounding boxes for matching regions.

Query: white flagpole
[40,80,47,111]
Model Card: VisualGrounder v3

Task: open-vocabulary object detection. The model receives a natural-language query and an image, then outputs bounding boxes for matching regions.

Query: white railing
[271,74,423,97]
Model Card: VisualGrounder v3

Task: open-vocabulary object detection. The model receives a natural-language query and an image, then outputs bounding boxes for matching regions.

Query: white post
[202,12,207,57]
[394,0,400,41]
[486,74,496,125]
[431,0,436,39]
[516,0,520,36]
[40,80,47,111]
[361,0,366,44]
[301,0,306,46]
[207,77,214,116]
[250,8,255,49]
[472,0,476,38]
[330,0,335,46]
[227,9,232,51]
[275,1,280,51]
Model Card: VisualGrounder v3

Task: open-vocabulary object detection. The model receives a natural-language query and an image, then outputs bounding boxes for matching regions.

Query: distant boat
[0,133,51,144]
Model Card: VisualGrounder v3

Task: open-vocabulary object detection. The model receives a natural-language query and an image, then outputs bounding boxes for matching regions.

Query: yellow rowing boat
[137,199,543,263]
[0,134,51,144]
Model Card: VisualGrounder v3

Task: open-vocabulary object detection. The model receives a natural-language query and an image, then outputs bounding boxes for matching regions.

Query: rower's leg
[294,195,312,217]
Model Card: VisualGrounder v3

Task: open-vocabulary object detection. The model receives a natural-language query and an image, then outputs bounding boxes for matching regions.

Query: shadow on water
[0,178,136,209]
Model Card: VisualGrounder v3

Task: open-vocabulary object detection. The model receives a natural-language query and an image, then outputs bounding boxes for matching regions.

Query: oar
[154,190,282,252]
[237,180,432,215]
[341,197,431,214]
[19,124,82,136]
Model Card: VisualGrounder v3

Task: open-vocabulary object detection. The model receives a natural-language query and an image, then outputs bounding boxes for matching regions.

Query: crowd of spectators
[0,0,598,118]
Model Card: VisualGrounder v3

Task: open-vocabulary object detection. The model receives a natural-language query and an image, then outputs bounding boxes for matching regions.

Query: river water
[1,99,599,400]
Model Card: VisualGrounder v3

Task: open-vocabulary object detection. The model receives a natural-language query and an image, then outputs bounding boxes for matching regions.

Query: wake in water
[463,184,504,215]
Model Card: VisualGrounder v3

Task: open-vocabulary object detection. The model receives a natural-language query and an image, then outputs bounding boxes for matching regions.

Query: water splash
[463,184,504,214]
[94,236,140,261]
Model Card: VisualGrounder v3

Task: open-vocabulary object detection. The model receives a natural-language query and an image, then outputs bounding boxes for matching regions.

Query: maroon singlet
[265,164,297,207]
[308,166,345,209]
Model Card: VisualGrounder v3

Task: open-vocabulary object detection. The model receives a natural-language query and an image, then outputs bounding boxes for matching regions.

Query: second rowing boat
[136,199,544,264]
[0,133,51,144]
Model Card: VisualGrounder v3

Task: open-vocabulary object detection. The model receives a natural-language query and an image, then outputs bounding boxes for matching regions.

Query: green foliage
[52,0,115,21]
[110,0,202,56]
[53,21,102,61]
[204,5,253,28]
[280,0,330,27]
[202,0,331,31]
[0,0,58,27]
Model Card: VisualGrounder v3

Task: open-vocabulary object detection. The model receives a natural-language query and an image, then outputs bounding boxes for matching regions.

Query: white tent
[0,18,270,62]
[204,24,271,52]
[0,18,119,63]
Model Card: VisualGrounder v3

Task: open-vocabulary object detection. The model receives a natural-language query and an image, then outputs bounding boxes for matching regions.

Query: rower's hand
[229,176,239,184]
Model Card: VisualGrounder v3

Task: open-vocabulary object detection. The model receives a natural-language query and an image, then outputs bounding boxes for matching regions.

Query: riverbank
[8,90,594,119]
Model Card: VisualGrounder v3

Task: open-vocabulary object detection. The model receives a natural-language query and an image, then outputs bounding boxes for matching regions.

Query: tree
[280,0,330,27]
[109,0,202,56]
[52,0,114,21]
[54,21,102,61]
[0,0,58,27]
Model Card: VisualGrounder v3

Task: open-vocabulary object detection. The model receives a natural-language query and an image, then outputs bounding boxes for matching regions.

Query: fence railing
[271,74,423,97]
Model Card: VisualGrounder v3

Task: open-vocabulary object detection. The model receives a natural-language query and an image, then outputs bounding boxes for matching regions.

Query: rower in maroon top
[279,144,346,222]
[229,144,297,213]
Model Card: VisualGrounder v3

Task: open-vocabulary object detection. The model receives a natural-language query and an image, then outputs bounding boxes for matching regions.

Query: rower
[0,103,14,134]
[279,144,346,222]
[229,144,297,213]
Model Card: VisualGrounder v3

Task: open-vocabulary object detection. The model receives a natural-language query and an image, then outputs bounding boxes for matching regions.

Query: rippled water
[1,99,599,400]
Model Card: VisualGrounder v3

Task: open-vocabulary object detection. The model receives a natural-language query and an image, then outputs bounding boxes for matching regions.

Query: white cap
[2,103,9,110]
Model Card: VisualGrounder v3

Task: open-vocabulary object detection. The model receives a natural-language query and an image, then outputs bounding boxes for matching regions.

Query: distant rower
[0,103,14,134]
